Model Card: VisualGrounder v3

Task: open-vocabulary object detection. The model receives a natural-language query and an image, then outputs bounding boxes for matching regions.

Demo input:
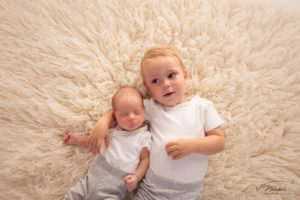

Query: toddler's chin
[160,99,180,107]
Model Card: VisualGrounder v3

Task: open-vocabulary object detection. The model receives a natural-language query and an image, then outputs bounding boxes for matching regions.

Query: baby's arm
[166,126,225,160]
[89,110,115,154]
[123,147,149,192]
[63,130,90,146]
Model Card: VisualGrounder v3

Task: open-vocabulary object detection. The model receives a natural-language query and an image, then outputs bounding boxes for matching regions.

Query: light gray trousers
[134,168,203,200]
[64,155,128,200]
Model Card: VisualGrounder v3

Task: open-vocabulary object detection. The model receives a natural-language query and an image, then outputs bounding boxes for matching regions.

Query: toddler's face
[114,95,145,131]
[142,56,188,106]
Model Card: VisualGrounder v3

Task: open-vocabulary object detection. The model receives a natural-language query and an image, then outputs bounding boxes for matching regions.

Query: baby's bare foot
[64,130,78,145]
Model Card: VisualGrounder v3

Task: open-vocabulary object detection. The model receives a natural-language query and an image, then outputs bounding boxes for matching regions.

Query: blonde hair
[140,45,186,80]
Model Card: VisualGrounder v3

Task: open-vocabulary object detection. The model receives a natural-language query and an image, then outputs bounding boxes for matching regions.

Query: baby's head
[112,87,145,131]
[141,45,188,107]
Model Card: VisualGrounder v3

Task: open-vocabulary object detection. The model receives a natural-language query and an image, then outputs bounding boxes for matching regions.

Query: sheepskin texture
[0,0,299,199]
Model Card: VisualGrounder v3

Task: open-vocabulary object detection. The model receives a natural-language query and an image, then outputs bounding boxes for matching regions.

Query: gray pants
[64,155,128,200]
[134,168,203,200]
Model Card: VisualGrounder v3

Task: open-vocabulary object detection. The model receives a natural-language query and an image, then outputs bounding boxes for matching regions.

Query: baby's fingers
[124,175,134,183]
[123,175,130,182]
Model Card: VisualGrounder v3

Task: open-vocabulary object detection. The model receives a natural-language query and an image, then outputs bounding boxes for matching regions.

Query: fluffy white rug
[0,0,299,199]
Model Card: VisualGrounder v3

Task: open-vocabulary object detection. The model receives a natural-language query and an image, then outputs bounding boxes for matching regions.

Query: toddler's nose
[162,79,171,88]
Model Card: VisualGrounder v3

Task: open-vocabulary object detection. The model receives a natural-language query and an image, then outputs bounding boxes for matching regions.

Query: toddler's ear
[143,82,151,94]
[184,70,188,81]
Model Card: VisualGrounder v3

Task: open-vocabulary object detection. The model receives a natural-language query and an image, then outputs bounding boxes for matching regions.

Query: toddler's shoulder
[191,95,214,106]
[142,97,152,108]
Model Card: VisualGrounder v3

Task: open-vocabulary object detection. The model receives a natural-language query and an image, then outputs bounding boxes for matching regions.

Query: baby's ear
[112,112,116,120]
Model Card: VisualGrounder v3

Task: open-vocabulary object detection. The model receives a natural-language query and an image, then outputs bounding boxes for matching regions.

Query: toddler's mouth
[163,92,175,97]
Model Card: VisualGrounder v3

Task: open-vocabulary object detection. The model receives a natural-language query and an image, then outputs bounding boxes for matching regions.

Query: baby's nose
[128,113,135,119]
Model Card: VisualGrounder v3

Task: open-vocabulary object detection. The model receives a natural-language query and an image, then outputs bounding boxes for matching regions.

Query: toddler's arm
[166,126,225,160]
[123,147,149,192]
[89,110,115,154]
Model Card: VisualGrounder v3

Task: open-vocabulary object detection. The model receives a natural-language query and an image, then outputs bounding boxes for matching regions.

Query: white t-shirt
[144,95,224,183]
[101,123,151,174]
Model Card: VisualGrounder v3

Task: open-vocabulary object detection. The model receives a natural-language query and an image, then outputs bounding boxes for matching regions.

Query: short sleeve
[203,100,224,132]
[143,98,151,121]
[140,131,152,151]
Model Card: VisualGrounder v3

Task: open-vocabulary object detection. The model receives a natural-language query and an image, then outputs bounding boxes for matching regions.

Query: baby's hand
[123,174,139,192]
[166,138,194,160]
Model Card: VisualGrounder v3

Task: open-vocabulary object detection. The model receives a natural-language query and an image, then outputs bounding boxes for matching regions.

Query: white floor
[266,0,300,9]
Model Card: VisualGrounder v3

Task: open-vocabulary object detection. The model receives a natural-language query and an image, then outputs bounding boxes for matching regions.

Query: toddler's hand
[166,138,194,160]
[123,174,139,192]
[88,131,110,155]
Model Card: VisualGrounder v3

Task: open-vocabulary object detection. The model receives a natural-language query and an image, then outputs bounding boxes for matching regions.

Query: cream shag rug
[0,0,299,199]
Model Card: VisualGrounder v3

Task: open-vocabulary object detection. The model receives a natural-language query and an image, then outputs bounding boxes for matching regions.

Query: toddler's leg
[63,130,90,146]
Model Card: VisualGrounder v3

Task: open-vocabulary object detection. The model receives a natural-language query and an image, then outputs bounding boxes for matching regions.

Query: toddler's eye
[152,79,160,84]
[168,73,176,79]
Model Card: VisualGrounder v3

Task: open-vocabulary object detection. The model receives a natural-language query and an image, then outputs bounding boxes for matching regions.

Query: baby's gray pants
[134,168,203,200]
[64,155,127,200]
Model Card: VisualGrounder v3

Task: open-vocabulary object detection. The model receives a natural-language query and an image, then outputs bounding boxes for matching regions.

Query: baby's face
[142,56,188,106]
[114,95,144,131]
